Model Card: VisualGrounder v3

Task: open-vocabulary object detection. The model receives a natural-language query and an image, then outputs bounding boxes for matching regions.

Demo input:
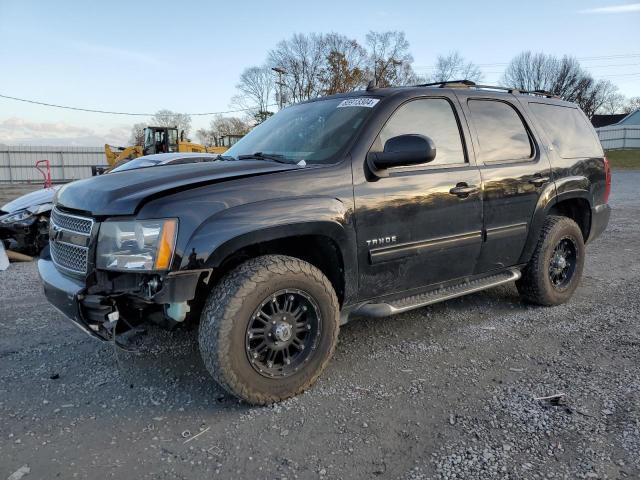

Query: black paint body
[38,86,611,339]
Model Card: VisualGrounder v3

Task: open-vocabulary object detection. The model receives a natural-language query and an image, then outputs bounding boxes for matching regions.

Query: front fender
[181,196,357,300]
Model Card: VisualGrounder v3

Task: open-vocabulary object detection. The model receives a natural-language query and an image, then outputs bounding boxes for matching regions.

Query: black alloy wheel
[548,237,578,289]
[245,289,322,378]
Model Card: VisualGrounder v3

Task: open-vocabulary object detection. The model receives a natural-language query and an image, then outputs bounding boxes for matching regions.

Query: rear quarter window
[529,103,603,158]
[467,99,533,163]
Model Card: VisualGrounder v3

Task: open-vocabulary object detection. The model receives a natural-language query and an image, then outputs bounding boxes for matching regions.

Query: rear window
[529,103,602,158]
[468,100,533,162]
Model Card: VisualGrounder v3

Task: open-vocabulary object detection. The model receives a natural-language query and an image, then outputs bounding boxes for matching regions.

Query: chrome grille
[51,208,94,235]
[50,208,93,274]
[50,241,89,274]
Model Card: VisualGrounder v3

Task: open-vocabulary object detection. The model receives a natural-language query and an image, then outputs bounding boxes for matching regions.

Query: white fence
[0,146,107,184]
[596,126,640,150]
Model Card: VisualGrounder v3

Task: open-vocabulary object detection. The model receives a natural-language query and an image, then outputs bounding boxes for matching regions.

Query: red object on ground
[35,160,52,189]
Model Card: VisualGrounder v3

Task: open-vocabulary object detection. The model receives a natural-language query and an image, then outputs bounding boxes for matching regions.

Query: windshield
[224,97,379,165]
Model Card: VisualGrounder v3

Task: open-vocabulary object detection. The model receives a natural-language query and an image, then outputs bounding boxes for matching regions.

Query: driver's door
[353,96,483,299]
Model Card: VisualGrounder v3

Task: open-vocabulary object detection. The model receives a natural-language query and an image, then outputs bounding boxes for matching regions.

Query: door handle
[449,183,478,198]
[529,176,550,187]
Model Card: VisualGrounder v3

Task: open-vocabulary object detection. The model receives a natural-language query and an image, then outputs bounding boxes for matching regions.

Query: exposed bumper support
[38,258,108,341]
[39,258,208,340]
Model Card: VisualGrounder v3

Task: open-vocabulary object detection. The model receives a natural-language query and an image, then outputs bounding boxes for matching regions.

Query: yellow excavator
[104,126,228,167]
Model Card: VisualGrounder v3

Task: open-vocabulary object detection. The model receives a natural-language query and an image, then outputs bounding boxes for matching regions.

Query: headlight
[0,210,33,224]
[96,219,177,271]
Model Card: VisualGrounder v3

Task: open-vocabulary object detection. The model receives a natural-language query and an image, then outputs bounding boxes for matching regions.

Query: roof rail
[416,79,477,88]
[415,79,560,99]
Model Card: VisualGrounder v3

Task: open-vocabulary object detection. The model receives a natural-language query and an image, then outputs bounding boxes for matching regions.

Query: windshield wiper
[237,152,297,164]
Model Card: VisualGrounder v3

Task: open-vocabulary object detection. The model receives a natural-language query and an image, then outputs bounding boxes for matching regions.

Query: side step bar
[355,269,521,317]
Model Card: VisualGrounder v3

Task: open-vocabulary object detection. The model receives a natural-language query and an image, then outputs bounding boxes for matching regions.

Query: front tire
[199,255,339,405]
[516,215,585,306]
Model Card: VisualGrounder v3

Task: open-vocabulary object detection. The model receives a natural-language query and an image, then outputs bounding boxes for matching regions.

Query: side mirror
[367,134,436,174]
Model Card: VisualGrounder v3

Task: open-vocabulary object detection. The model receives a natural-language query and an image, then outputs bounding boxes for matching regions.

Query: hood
[56,160,302,216]
[1,186,61,214]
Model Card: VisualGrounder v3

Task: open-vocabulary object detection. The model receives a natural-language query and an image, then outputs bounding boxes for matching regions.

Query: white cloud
[580,3,640,13]
[0,117,130,146]
[0,117,94,139]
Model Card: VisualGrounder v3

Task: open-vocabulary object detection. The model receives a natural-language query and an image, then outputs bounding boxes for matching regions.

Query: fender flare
[180,196,358,301]
[518,177,593,264]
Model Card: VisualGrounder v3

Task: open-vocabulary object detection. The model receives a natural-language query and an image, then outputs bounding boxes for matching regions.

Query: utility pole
[272,67,287,110]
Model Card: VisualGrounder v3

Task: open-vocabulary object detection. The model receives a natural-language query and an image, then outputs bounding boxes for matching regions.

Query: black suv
[39,81,611,404]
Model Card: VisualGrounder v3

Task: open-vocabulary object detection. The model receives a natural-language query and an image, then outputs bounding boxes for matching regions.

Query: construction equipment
[104,126,229,167]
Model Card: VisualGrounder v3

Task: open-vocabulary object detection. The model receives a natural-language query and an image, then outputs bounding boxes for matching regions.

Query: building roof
[619,109,640,126]
[591,114,627,128]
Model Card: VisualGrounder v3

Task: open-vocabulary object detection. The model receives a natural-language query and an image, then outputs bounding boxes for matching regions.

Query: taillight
[603,156,611,204]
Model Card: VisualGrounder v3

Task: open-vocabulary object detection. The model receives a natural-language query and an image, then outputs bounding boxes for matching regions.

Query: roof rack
[415,80,560,99]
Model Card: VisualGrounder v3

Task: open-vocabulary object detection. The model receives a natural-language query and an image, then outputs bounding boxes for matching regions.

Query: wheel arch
[518,180,593,264]
[181,197,357,307]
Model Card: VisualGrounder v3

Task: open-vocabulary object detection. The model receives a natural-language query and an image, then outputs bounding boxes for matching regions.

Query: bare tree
[195,128,216,146]
[502,52,623,118]
[430,51,483,83]
[150,109,192,136]
[321,33,368,95]
[234,65,275,123]
[365,31,418,87]
[268,33,327,103]
[597,91,626,114]
[585,80,623,116]
[623,97,640,114]
[128,122,147,146]
[209,116,251,143]
[501,51,558,91]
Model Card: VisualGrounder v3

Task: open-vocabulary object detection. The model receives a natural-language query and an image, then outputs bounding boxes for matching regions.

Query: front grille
[50,241,89,274]
[50,207,94,274]
[51,208,94,235]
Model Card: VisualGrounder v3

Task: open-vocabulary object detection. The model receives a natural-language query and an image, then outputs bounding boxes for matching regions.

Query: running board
[355,269,521,317]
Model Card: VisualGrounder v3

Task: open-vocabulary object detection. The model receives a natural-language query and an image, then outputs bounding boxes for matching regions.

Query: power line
[0,93,276,117]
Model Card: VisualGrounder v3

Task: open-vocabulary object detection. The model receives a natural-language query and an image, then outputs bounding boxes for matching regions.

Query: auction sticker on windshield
[337,98,380,108]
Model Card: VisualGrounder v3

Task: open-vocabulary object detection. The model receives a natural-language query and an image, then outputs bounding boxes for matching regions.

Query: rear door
[353,95,483,299]
[456,92,553,272]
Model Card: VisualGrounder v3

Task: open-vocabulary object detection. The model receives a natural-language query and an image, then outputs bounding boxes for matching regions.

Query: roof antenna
[366,79,377,91]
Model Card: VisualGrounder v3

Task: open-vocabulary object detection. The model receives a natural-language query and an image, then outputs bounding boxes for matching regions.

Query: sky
[0,0,639,146]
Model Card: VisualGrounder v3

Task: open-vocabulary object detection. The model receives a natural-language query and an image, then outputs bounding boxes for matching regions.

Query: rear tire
[199,255,339,405]
[516,215,585,306]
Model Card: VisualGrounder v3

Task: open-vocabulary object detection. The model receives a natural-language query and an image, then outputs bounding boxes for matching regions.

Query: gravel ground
[1,171,639,480]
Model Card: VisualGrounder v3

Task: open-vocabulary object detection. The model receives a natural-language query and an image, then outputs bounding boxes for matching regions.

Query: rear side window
[468,100,533,162]
[378,98,466,166]
[529,103,602,158]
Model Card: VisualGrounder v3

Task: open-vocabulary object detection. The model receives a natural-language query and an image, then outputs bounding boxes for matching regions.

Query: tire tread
[517,215,584,306]
[199,255,339,405]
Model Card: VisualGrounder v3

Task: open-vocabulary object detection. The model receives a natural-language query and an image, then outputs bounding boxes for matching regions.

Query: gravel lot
[1,171,639,480]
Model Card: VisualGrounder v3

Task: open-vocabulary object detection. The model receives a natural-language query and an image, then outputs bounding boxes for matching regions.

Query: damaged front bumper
[38,257,108,340]
[38,256,207,341]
